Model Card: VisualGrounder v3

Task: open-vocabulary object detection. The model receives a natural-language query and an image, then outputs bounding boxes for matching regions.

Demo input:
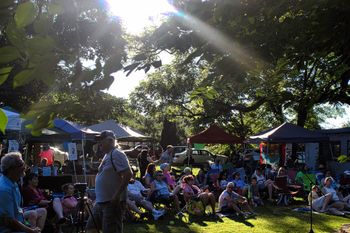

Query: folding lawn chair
[274,176,299,206]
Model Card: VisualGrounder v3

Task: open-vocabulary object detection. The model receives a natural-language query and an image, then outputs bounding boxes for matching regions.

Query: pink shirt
[182,183,201,196]
[163,171,176,188]
[61,196,78,215]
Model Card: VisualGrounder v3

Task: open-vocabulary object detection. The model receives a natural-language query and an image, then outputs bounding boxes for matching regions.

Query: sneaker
[152,211,162,220]
[157,209,166,215]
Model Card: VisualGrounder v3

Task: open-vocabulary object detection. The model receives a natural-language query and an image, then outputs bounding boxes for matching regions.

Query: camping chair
[274,176,299,206]
[177,195,206,219]
[301,173,316,193]
[287,168,297,183]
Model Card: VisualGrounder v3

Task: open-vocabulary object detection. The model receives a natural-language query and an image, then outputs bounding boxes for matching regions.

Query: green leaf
[33,14,52,34]
[0,0,14,8]
[248,17,255,24]
[14,1,38,28]
[26,36,55,54]
[0,109,8,134]
[103,54,123,76]
[5,20,26,50]
[0,46,21,64]
[0,66,13,86]
[13,69,35,88]
[48,3,64,15]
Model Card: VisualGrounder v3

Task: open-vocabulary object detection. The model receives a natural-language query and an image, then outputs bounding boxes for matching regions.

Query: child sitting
[248,177,263,207]
[160,163,176,190]
[61,183,79,216]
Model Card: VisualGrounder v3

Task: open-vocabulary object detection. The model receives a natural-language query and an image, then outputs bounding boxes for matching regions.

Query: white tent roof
[89,120,151,140]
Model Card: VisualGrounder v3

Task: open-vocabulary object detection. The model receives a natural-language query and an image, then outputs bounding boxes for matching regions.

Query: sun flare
[106,0,176,34]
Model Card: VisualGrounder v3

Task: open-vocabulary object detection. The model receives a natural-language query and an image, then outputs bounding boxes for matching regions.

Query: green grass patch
[124,204,349,233]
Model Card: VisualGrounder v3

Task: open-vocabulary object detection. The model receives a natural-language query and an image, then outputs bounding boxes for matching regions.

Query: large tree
[127,0,350,130]
[0,0,127,133]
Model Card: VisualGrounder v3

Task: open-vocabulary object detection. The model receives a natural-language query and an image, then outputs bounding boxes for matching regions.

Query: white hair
[1,152,23,174]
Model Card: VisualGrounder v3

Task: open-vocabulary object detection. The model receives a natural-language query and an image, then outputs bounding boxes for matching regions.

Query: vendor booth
[248,122,329,169]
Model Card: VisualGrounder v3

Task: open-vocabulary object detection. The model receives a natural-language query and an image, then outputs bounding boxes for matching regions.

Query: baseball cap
[183,167,192,174]
[160,163,169,170]
[97,130,116,141]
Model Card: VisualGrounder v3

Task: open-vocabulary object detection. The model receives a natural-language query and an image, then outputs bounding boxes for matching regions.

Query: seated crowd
[0,152,89,233]
[1,150,350,233]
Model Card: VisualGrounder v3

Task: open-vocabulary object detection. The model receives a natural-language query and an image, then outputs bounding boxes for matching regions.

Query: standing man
[86,130,132,233]
[158,145,174,165]
[0,152,41,233]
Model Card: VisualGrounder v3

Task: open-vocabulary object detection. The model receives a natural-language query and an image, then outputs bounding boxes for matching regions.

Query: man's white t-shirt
[95,148,130,203]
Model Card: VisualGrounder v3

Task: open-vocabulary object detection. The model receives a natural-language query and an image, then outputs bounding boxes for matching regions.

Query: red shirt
[39,149,54,166]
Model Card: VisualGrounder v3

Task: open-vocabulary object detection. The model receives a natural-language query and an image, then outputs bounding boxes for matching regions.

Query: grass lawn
[124,204,350,233]
[126,166,348,232]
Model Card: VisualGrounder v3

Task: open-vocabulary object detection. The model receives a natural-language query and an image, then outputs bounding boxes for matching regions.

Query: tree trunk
[296,107,308,127]
[160,118,180,148]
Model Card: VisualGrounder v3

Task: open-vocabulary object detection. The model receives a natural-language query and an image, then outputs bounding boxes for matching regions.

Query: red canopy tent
[187,124,242,144]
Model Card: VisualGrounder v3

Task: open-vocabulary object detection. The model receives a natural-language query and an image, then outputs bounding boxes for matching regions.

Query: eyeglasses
[13,161,25,168]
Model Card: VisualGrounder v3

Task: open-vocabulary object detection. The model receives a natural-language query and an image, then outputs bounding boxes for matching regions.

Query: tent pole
[82,133,87,185]
[72,160,78,183]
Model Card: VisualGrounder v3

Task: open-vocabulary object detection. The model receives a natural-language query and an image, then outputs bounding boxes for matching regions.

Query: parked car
[173,149,228,165]
[172,145,187,154]
[123,144,163,159]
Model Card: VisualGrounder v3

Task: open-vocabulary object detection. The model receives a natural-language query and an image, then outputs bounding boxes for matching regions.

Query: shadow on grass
[225,215,255,228]
[186,214,224,227]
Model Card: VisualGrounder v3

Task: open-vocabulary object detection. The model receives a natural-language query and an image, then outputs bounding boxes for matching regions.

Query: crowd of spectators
[1,144,350,232]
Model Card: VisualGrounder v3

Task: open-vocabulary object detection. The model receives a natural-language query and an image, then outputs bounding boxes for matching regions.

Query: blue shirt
[0,175,24,233]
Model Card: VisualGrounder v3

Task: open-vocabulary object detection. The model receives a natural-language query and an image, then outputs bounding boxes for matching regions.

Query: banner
[8,140,19,152]
[68,143,78,161]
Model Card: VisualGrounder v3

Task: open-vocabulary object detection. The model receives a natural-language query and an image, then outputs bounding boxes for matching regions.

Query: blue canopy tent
[53,119,99,141]
[1,108,22,131]
[53,119,100,184]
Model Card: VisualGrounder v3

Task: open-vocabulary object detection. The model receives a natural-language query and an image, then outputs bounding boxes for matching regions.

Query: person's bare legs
[208,193,216,214]
[127,200,143,214]
[228,202,244,214]
[53,197,64,219]
[241,201,254,213]
[172,185,182,195]
[320,194,332,212]
[140,199,155,212]
[267,183,273,201]
[328,207,345,216]
[36,208,47,230]
[24,210,37,228]
[329,201,345,211]
[199,192,216,214]
[172,195,180,211]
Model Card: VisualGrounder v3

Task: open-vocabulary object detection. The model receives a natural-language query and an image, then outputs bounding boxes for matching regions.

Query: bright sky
[103,0,350,129]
